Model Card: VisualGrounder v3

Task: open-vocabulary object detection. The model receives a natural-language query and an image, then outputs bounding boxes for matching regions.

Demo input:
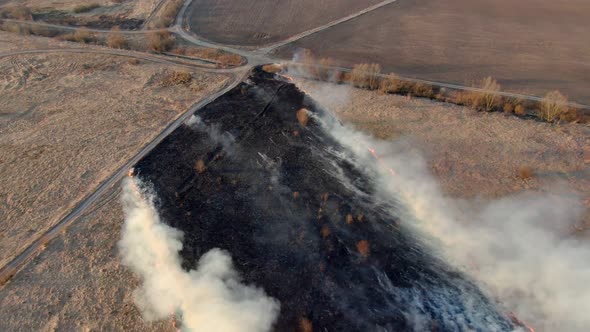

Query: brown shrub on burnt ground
[356,240,370,258]
[320,226,331,238]
[299,318,313,332]
[194,159,207,174]
[147,30,175,52]
[297,108,310,126]
[262,64,283,74]
[106,26,127,49]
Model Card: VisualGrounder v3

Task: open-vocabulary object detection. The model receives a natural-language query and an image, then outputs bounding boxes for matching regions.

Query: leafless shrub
[72,3,100,13]
[107,26,127,49]
[195,159,207,174]
[540,90,569,122]
[345,214,354,225]
[147,30,175,52]
[299,318,313,332]
[351,63,381,89]
[127,58,140,65]
[467,76,502,111]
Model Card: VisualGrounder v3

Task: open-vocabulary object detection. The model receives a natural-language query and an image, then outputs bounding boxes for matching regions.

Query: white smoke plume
[297,80,589,331]
[118,178,280,332]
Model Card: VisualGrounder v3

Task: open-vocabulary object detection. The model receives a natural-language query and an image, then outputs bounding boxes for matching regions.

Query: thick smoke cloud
[118,178,280,332]
[297,79,589,331]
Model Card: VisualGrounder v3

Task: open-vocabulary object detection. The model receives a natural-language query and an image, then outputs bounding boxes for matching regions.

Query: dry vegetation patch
[0,45,228,268]
[147,30,175,52]
[296,78,589,222]
[148,0,183,28]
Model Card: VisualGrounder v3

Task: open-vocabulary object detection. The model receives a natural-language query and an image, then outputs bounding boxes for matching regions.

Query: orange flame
[367,147,397,176]
[507,312,535,332]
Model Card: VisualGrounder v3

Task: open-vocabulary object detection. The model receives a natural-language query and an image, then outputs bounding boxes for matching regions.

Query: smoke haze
[118,178,280,332]
[298,79,589,331]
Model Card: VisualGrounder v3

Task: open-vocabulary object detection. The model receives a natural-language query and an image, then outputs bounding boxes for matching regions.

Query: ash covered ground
[134,68,517,331]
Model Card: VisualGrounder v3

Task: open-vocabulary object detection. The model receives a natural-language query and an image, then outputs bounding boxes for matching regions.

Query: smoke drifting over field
[118,178,280,332]
[303,83,590,331]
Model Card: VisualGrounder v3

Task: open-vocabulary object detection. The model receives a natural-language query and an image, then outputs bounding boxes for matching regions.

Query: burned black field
[134,68,516,332]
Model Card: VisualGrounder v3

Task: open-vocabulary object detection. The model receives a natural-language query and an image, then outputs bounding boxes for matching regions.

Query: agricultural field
[185,0,383,46]
[274,0,590,104]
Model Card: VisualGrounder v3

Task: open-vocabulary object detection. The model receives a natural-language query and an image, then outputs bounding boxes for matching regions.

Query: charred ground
[135,68,516,331]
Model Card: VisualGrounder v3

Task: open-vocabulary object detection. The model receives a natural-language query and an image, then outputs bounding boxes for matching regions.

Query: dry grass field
[0,186,174,331]
[296,79,590,226]
[275,0,590,104]
[0,31,229,268]
[185,0,382,46]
